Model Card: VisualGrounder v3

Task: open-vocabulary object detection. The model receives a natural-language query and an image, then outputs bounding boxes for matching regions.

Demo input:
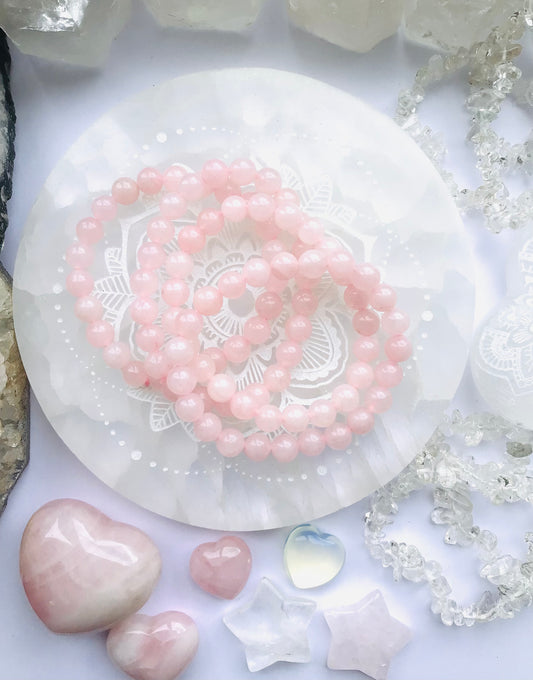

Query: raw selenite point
[143,0,266,31]
[324,590,411,680]
[224,577,316,672]
[19,499,161,634]
[287,0,403,53]
[189,536,252,599]
[284,523,345,589]
[107,611,199,680]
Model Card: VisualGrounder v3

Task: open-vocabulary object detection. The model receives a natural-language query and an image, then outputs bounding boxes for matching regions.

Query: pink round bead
[285,315,312,343]
[147,217,174,244]
[207,374,236,403]
[221,195,247,222]
[167,366,197,396]
[201,159,228,188]
[137,167,163,195]
[385,335,412,362]
[162,278,190,307]
[346,408,375,435]
[194,353,216,383]
[230,392,257,421]
[135,324,165,352]
[309,399,337,428]
[276,188,300,205]
[66,242,93,269]
[271,434,299,463]
[160,192,187,220]
[66,270,94,297]
[165,251,194,279]
[144,351,171,380]
[371,284,397,312]
[282,404,309,433]
[264,364,291,392]
[103,342,131,369]
[216,428,245,458]
[248,193,275,222]
[274,203,304,234]
[298,249,327,279]
[179,173,206,202]
[255,292,283,320]
[130,297,158,325]
[164,336,196,366]
[255,404,282,432]
[344,286,370,310]
[244,434,271,461]
[86,320,115,347]
[214,184,237,203]
[229,159,256,186]
[244,317,270,345]
[255,168,282,194]
[197,209,224,235]
[218,271,246,299]
[298,219,324,245]
[92,195,117,221]
[74,295,103,322]
[352,309,380,336]
[332,384,360,413]
[352,263,380,292]
[319,237,344,256]
[246,383,270,408]
[76,217,103,245]
[352,336,380,362]
[243,258,271,287]
[205,347,227,373]
[122,361,149,388]
[299,428,325,457]
[328,251,354,285]
[177,224,206,254]
[255,219,281,242]
[163,165,186,191]
[193,286,223,316]
[161,308,182,335]
[382,310,410,336]
[130,269,159,296]
[138,242,165,269]
[275,341,303,368]
[375,361,403,388]
[223,335,251,364]
[270,251,298,280]
[292,290,318,316]
[346,362,375,390]
[112,177,139,205]
[214,400,233,419]
[261,239,285,262]
[325,423,352,451]
[175,393,205,422]
[194,412,222,442]
[366,386,393,414]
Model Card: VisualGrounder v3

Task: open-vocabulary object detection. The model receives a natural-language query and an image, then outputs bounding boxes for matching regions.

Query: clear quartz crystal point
[142,0,266,31]
[0,0,132,66]
[287,0,405,52]
[403,0,521,51]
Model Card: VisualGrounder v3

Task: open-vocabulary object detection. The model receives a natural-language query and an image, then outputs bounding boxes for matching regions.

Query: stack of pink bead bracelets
[65,158,411,463]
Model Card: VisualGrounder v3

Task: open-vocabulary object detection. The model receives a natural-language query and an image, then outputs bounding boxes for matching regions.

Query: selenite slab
[13,69,474,530]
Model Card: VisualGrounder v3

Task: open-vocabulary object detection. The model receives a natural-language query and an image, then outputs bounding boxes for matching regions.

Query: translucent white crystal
[287,0,405,53]
[143,0,265,30]
[0,0,131,66]
[403,0,520,51]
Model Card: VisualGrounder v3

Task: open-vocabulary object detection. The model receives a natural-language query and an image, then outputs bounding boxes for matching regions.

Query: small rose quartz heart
[107,611,199,680]
[189,536,252,599]
[19,498,161,633]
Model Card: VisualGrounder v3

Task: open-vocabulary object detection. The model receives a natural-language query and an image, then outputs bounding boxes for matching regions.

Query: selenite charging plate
[13,69,474,530]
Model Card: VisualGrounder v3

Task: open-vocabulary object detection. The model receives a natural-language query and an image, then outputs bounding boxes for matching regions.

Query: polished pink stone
[107,611,198,680]
[19,499,161,634]
[189,536,252,599]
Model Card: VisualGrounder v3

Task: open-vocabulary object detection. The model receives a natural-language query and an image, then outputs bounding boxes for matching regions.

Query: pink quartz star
[324,590,411,680]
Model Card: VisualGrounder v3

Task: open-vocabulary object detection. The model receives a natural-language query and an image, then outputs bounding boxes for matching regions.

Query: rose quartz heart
[189,535,251,599]
[107,611,199,680]
[19,498,161,633]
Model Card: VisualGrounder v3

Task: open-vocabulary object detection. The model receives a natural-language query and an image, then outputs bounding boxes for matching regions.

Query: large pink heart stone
[189,536,251,599]
[19,498,162,634]
[107,611,199,680]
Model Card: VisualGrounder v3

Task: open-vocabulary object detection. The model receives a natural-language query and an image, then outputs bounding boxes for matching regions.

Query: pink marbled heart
[107,611,199,680]
[189,535,252,599]
[19,498,161,634]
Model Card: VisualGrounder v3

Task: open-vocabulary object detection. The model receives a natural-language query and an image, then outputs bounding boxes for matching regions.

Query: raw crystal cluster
[143,0,266,31]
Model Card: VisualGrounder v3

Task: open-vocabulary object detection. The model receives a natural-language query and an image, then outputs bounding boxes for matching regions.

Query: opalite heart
[189,536,251,599]
[284,523,345,589]
[107,611,199,680]
[19,498,161,633]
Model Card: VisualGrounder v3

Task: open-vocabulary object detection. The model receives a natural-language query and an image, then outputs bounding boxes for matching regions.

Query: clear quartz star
[324,590,411,680]
[223,577,316,672]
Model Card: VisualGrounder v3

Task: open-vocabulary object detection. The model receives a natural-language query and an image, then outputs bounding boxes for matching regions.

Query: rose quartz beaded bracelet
[65,158,411,462]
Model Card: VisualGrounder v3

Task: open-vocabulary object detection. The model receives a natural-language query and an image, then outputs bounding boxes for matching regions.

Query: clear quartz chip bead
[142,0,266,30]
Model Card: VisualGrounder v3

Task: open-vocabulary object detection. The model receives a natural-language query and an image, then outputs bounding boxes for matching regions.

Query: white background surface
[0,1,532,679]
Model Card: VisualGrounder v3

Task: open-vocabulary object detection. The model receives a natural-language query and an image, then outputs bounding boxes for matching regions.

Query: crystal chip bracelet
[65,158,411,461]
